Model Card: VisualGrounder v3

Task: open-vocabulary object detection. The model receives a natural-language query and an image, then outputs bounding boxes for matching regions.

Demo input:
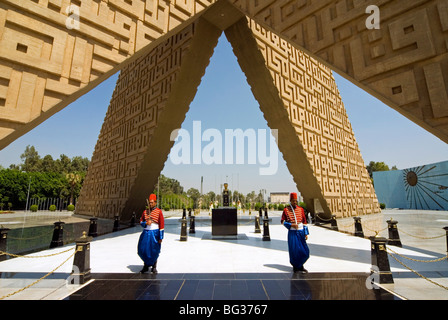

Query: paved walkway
[0,209,447,300]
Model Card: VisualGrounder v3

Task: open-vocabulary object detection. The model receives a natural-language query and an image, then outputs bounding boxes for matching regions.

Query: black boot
[151,261,158,274]
[298,266,308,274]
[140,264,149,274]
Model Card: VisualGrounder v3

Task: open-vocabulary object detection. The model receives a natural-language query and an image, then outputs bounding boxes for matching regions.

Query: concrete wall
[373,160,448,210]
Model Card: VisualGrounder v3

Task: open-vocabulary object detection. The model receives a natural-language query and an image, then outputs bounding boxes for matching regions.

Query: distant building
[270,192,301,204]
[373,160,448,210]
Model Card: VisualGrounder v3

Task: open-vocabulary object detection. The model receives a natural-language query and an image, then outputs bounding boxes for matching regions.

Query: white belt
[145,223,159,230]
[291,222,303,230]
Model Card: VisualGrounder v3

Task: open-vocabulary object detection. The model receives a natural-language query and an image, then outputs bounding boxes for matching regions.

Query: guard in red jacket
[137,193,164,274]
[281,192,310,273]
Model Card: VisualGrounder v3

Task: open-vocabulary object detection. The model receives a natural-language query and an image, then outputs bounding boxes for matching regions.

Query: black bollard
[262,208,270,241]
[88,217,98,237]
[387,218,402,247]
[314,213,323,226]
[330,215,339,231]
[189,215,196,234]
[444,226,448,260]
[180,208,187,241]
[113,215,120,232]
[0,228,10,262]
[353,217,364,238]
[71,231,92,284]
[254,216,261,233]
[130,212,136,227]
[188,208,192,217]
[369,235,393,284]
[50,221,65,248]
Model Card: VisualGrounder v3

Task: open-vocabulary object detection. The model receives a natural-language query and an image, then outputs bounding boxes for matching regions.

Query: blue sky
[0,34,447,195]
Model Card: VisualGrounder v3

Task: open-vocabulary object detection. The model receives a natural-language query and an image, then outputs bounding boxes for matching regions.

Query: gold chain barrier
[386,247,448,291]
[315,213,333,222]
[0,247,73,258]
[0,247,76,300]
[398,228,446,240]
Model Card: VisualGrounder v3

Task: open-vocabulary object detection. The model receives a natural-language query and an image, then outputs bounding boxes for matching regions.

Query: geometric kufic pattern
[76,19,222,219]
[1,1,448,149]
[75,27,196,218]
[0,0,216,149]
[230,0,448,144]
[226,18,379,218]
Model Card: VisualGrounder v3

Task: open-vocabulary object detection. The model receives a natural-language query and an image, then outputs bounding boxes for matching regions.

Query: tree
[156,175,184,194]
[20,145,41,172]
[56,154,71,173]
[187,188,201,208]
[246,191,256,203]
[70,156,90,172]
[66,173,82,205]
[206,191,216,202]
[366,161,392,178]
[41,155,56,172]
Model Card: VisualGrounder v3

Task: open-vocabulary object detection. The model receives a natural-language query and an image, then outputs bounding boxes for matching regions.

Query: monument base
[212,207,237,236]
[202,233,249,240]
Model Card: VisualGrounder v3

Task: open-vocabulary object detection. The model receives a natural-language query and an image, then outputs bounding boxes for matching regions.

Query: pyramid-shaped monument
[1,0,447,220]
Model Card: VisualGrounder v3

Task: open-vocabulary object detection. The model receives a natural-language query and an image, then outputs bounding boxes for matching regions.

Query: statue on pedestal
[222,183,230,207]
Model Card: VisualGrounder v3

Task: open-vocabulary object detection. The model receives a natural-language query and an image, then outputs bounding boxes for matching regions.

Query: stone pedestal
[130,212,136,227]
[370,236,394,284]
[330,215,338,231]
[50,221,65,248]
[387,219,402,247]
[444,226,448,258]
[180,209,188,241]
[0,228,10,262]
[254,216,261,233]
[113,215,120,232]
[71,232,92,284]
[354,217,364,238]
[189,215,196,234]
[88,218,98,237]
[212,207,237,236]
[262,208,270,241]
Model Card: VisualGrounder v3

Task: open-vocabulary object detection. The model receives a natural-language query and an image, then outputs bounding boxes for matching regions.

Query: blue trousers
[287,229,310,268]
[137,229,161,266]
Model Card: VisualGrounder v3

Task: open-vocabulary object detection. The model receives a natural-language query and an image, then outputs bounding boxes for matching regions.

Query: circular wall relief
[406,171,418,186]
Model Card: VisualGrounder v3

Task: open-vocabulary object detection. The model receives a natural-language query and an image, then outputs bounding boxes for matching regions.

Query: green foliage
[380,203,386,209]
[17,145,90,173]
[49,204,57,211]
[0,145,89,209]
[159,193,192,210]
[30,204,38,212]
[366,161,397,178]
[278,204,285,211]
[0,169,85,209]
[254,202,262,211]
[155,174,184,194]
[186,188,201,208]
[67,204,75,211]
